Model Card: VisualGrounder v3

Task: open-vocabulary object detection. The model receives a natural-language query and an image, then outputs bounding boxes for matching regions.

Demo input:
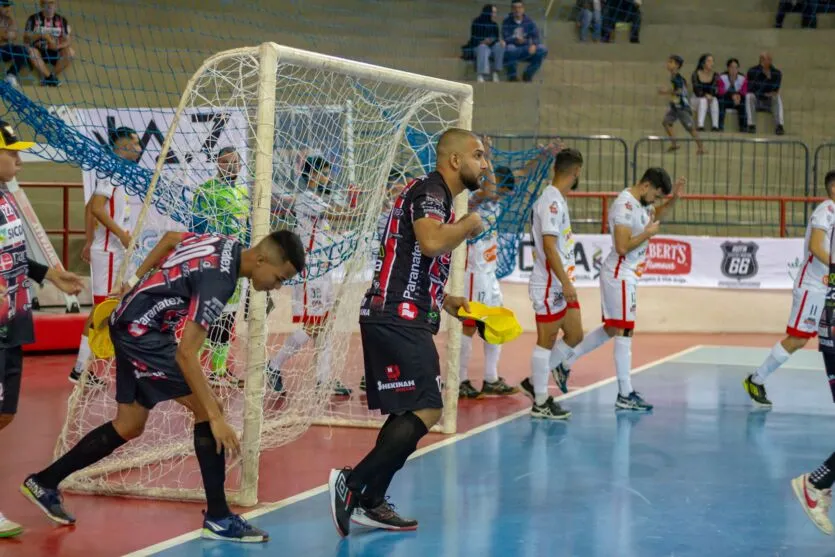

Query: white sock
[614,336,633,396]
[484,343,501,383]
[752,342,791,385]
[269,329,310,371]
[459,334,473,383]
[316,341,332,384]
[74,335,92,373]
[549,339,575,370]
[532,346,551,406]
[566,326,611,367]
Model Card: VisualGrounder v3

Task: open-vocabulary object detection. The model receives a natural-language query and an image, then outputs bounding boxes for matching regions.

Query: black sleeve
[185,267,237,331]
[24,14,35,33]
[691,72,705,97]
[411,182,449,223]
[26,258,48,284]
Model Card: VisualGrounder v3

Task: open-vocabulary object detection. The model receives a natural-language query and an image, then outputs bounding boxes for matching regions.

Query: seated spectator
[717,58,748,132]
[501,1,547,82]
[577,0,602,42]
[463,4,505,83]
[602,0,642,44]
[691,53,720,132]
[23,0,72,86]
[745,52,785,135]
[0,0,53,88]
[776,0,819,28]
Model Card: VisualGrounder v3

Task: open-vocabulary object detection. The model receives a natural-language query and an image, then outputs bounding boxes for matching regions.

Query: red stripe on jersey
[614,255,624,279]
[377,192,408,306]
[798,254,813,286]
[792,290,809,331]
[104,195,116,251]
[621,280,627,321]
[543,272,552,314]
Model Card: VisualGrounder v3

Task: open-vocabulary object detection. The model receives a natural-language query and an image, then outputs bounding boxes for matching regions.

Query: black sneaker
[458,380,484,399]
[20,475,75,525]
[481,377,519,396]
[328,468,357,537]
[68,368,107,388]
[519,377,535,402]
[551,363,571,394]
[743,374,773,406]
[747,125,757,134]
[351,498,418,531]
[615,391,654,412]
[531,396,571,420]
[776,125,785,135]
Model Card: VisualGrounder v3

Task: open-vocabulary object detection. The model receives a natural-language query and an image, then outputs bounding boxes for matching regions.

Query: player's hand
[562,282,578,304]
[443,295,470,318]
[672,176,686,198]
[645,220,661,237]
[528,43,537,56]
[465,212,484,239]
[209,417,241,457]
[118,230,131,249]
[46,268,84,295]
[80,241,91,264]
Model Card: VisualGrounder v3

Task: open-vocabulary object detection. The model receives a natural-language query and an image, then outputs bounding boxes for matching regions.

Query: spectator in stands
[602,0,642,44]
[0,0,53,88]
[463,4,505,83]
[745,52,785,135]
[502,1,548,82]
[577,0,602,42]
[691,53,720,132]
[776,0,819,28]
[23,0,72,87]
[659,55,706,155]
[717,57,748,132]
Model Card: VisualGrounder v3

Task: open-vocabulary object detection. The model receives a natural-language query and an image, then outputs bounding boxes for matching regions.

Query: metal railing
[815,143,835,195]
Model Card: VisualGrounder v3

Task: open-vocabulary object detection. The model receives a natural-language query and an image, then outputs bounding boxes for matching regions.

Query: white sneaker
[792,473,834,535]
[492,72,500,82]
[476,75,485,83]
[0,512,23,538]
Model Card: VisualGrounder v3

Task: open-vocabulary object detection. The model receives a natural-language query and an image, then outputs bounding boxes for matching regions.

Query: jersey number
[161,237,220,269]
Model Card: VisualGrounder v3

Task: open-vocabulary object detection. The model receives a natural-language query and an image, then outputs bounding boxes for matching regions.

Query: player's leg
[0,347,23,537]
[479,275,517,396]
[458,323,484,399]
[309,274,351,396]
[549,302,583,394]
[329,324,438,536]
[266,281,311,392]
[792,445,835,534]
[69,249,114,387]
[176,394,268,543]
[205,312,245,388]
[682,110,707,154]
[663,109,679,150]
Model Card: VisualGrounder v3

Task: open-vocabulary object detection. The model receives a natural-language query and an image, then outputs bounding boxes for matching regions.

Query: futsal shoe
[531,396,571,420]
[329,468,358,537]
[551,363,571,394]
[792,473,834,535]
[351,498,418,531]
[201,511,269,543]
[615,391,654,412]
[458,380,484,399]
[481,377,520,396]
[20,475,75,525]
[0,513,22,538]
[68,367,107,388]
[743,375,773,407]
[519,377,535,402]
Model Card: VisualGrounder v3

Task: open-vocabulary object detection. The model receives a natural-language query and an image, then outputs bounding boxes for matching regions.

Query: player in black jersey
[328,128,486,536]
[22,229,305,543]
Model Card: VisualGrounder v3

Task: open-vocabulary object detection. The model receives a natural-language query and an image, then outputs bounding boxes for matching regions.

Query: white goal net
[55,43,473,505]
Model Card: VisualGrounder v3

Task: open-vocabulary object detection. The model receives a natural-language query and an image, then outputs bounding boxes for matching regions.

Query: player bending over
[22,230,305,543]
[328,128,485,536]
[518,148,584,419]
[744,170,835,406]
[548,168,684,412]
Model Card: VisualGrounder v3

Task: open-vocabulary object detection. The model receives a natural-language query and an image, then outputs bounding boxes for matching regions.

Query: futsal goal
[54,42,473,506]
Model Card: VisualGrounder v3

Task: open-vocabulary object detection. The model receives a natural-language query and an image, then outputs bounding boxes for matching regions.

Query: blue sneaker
[551,363,571,394]
[615,391,654,412]
[20,475,75,525]
[201,512,269,543]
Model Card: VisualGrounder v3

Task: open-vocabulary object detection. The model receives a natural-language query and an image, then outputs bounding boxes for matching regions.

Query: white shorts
[464,272,503,326]
[529,280,578,323]
[601,275,637,330]
[292,272,334,326]
[91,249,124,304]
[786,286,825,338]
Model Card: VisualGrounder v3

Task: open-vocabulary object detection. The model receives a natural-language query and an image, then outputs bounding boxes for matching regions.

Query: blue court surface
[133,345,835,557]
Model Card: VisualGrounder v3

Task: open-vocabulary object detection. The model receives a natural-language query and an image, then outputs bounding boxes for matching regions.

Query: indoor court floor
[2,334,834,557]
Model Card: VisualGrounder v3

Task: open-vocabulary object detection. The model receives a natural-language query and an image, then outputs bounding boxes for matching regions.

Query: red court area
[0,332,794,557]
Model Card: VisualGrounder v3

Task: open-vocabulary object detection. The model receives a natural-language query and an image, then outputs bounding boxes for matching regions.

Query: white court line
[124,343,704,557]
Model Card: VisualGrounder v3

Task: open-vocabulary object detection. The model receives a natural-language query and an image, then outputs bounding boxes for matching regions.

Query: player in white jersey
[744,170,835,406]
[69,127,141,386]
[267,155,354,396]
[517,149,584,419]
[546,168,684,412]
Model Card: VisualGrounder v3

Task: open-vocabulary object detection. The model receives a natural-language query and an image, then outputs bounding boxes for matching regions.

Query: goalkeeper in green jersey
[191,146,250,387]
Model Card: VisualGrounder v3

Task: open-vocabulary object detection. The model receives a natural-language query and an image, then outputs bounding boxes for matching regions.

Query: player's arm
[810,228,830,265]
[614,223,658,256]
[56,19,71,49]
[653,176,686,222]
[90,194,130,248]
[124,231,186,289]
[414,214,483,258]
[22,259,83,295]
[176,321,240,455]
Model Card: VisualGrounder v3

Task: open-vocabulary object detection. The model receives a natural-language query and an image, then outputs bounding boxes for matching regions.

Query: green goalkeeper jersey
[191,177,250,241]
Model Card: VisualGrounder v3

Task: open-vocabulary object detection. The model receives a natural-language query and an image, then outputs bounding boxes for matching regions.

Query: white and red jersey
[466,200,499,276]
[530,185,575,289]
[795,200,835,291]
[293,189,332,255]
[602,189,654,282]
[85,177,130,254]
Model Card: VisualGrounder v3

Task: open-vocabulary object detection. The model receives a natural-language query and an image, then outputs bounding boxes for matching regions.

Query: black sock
[824,352,835,403]
[810,452,835,490]
[348,412,428,508]
[194,421,231,519]
[35,422,127,489]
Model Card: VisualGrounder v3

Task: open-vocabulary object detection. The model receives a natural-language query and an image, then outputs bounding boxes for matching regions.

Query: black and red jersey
[0,190,34,348]
[111,233,241,337]
[360,171,455,334]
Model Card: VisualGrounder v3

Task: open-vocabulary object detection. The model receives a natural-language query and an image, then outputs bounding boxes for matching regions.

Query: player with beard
[545,168,685,411]
[328,128,486,536]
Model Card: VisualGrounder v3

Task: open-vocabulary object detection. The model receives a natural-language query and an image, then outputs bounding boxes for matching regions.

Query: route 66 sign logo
[720,241,759,280]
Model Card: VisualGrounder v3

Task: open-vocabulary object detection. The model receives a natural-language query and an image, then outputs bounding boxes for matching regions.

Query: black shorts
[0,346,23,415]
[111,326,192,409]
[33,44,61,65]
[360,322,443,415]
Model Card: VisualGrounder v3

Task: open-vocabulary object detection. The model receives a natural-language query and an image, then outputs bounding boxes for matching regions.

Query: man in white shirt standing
[69,127,140,386]
[518,149,584,419]
[744,170,835,406]
[547,168,684,412]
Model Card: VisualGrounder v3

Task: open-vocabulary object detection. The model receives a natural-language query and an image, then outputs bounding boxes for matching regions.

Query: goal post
[54,42,473,505]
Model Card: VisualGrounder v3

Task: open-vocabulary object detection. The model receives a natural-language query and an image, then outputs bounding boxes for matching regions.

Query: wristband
[127,275,140,289]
